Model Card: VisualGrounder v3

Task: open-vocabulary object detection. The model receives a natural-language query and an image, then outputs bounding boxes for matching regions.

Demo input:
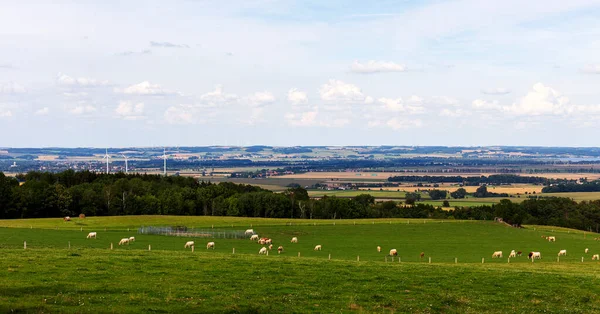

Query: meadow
[2,216,600,312]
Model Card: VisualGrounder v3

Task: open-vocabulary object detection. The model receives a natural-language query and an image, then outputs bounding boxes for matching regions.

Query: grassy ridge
[3,249,600,313]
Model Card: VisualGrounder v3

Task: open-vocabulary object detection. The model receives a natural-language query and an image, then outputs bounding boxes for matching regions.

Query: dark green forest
[2,171,600,232]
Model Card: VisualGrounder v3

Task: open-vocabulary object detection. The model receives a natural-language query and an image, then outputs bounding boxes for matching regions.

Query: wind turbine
[122,154,129,173]
[103,149,111,174]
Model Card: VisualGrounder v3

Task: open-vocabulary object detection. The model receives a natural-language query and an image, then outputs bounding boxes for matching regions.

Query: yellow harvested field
[278,172,600,180]
[360,184,543,194]
[36,155,59,161]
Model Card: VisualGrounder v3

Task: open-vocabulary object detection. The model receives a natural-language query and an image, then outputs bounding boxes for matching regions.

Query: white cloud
[244,91,275,107]
[386,118,423,130]
[35,107,49,115]
[377,98,425,114]
[472,99,501,110]
[117,81,177,95]
[502,83,570,115]
[350,60,407,74]
[150,41,189,48]
[0,82,26,94]
[429,96,459,106]
[199,85,238,107]
[68,105,96,115]
[285,110,318,126]
[319,79,365,102]
[287,88,308,105]
[364,96,374,104]
[115,101,145,120]
[440,108,470,117]
[63,92,88,97]
[57,73,108,87]
[164,106,193,124]
[482,88,511,95]
[581,64,600,74]
[0,108,13,118]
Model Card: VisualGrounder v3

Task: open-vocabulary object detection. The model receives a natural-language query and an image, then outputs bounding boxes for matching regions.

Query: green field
[2,216,600,312]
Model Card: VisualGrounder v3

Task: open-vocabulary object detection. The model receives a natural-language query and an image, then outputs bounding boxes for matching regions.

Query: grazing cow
[509,250,516,258]
[291,237,298,243]
[532,252,541,259]
[593,254,600,261]
[377,246,381,253]
[420,252,425,259]
[314,245,322,251]
[129,237,135,242]
[245,229,254,235]
[63,216,71,222]
[268,244,273,250]
[585,248,589,254]
[258,237,268,245]
[79,213,86,219]
[259,247,267,255]
[558,249,566,256]
[265,238,272,245]
[492,251,503,258]
[548,236,556,242]
[528,252,533,259]
[389,249,398,256]
[278,246,283,254]
[517,251,522,257]
[86,232,97,239]
[184,241,194,248]
[206,242,215,249]
[250,234,259,241]
[118,238,130,246]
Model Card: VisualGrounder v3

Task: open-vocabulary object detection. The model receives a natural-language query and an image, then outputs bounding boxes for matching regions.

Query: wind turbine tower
[103,149,111,174]
[122,154,129,173]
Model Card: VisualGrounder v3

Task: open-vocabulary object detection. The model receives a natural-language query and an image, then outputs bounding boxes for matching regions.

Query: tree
[405,192,421,205]
[450,188,467,199]
[442,200,450,207]
[428,189,447,200]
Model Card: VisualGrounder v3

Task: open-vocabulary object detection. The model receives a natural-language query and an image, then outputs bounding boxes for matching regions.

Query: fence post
[68,241,70,249]
[267,250,269,256]
[128,228,130,232]
[582,257,584,263]
[557,257,559,263]
[80,227,82,232]
[357,256,360,262]
[508,258,510,263]
[192,246,194,252]
[233,248,235,254]
[149,245,151,251]
[110,243,113,250]
[482,258,484,263]
[212,225,214,229]
[455,257,457,264]
[429,257,431,264]
[24,241,26,249]
[298,252,300,257]
[399,256,401,263]
[329,254,331,260]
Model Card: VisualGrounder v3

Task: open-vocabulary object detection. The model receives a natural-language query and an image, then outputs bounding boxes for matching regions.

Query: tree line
[2,171,600,232]
[542,182,600,193]
[387,174,554,185]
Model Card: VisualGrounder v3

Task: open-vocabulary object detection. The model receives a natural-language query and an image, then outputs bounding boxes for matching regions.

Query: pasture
[2,216,600,312]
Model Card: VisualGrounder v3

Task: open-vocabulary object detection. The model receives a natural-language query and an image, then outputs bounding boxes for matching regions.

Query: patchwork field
[2,216,600,312]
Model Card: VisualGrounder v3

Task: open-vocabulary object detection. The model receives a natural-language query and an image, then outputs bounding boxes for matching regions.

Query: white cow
[118,238,130,246]
[250,234,259,241]
[509,250,516,258]
[548,236,556,242]
[558,249,567,256]
[129,236,135,242]
[291,237,298,243]
[265,238,272,245]
[585,248,589,254]
[268,244,273,250]
[532,252,541,259]
[389,249,398,256]
[184,241,194,248]
[207,242,215,249]
[277,246,284,254]
[245,229,254,235]
[259,247,268,255]
[593,254,599,261]
[377,246,381,253]
[492,251,503,258]
[314,245,322,251]
[86,232,97,239]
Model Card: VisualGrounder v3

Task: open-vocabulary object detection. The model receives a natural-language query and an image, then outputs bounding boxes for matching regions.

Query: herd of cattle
[82,229,600,261]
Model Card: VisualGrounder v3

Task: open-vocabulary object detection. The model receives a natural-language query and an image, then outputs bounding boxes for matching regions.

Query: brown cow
[63,216,71,222]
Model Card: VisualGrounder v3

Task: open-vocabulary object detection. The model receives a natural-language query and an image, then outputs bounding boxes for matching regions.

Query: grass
[3,216,600,312]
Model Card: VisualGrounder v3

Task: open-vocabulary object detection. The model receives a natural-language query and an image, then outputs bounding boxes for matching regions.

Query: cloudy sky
[1,0,600,147]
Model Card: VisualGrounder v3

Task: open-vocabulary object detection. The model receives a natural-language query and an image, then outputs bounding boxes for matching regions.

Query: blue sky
[1,0,600,147]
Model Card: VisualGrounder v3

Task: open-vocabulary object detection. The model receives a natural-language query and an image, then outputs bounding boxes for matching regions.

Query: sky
[1,0,600,148]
